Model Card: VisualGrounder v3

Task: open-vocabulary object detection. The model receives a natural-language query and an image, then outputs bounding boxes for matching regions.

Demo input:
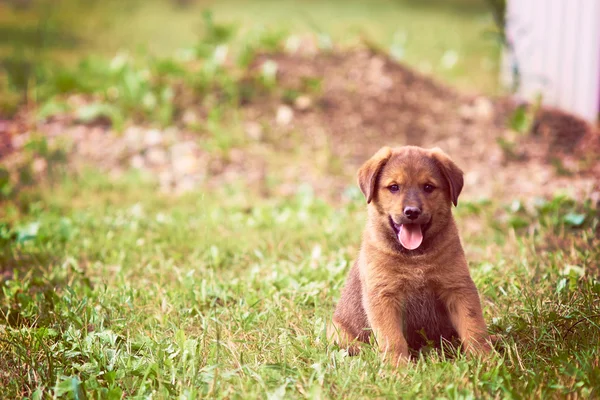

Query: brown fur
[328,146,491,365]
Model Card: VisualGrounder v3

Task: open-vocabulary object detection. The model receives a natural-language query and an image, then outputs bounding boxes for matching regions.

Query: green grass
[1,0,501,94]
[1,169,599,398]
[1,0,503,117]
[89,0,501,92]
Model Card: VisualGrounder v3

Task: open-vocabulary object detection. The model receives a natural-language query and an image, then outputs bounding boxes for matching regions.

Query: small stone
[284,35,302,54]
[130,154,145,169]
[458,104,475,121]
[213,44,229,66]
[173,154,197,175]
[145,148,168,166]
[182,110,199,127]
[170,141,196,157]
[261,60,278,83]
[473,97,494,121]
[276,105,294,126]
[244,121,263,141]
[460,97,495,122]
[124,126,144,150]
[32,158,47,174]
[294,95,312,111]
[176,176,197,194]
[162,127,180,146]
[171,142,200,175]
[144,129,163,147]
[465,171,480,186]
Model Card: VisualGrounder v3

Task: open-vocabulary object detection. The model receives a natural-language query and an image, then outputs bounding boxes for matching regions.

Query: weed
[0,170,598,398]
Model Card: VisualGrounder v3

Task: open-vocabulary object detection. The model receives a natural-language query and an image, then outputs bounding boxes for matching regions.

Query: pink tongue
[399,224,423,250]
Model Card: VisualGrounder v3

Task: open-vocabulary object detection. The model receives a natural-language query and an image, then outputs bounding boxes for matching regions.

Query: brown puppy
[328,146,490,364]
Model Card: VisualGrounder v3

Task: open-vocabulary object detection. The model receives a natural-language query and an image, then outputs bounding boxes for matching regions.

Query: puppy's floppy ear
[357,146,392,204]
[430,147,464,206]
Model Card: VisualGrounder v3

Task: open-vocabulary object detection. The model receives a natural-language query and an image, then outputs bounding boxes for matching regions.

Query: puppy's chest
[369,262,434,295]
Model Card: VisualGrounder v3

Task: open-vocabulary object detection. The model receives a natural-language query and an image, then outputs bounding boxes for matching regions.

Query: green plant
[0,169,598,398]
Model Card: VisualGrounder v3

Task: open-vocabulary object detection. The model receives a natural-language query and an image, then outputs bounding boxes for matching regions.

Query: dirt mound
[245,49,598,200]
[248,50,504,166]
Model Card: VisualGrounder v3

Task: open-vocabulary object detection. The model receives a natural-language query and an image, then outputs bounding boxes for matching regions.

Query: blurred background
[1,0,597,201]
[0,0,516,199]
[0,0,502,90]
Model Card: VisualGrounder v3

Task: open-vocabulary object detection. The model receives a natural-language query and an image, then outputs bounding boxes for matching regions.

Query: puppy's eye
[423,184,435,193]
[388,184,399,193]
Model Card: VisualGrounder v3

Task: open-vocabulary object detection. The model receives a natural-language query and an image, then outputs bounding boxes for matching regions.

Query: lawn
[0,0,500,93]
[1,0,600,398]
[1,170,599,398]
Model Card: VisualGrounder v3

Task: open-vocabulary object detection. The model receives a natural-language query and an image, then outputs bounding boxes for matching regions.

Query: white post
[503,0,600,122]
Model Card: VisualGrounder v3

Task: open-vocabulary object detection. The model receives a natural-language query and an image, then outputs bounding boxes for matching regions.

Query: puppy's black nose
[404,206,421,220]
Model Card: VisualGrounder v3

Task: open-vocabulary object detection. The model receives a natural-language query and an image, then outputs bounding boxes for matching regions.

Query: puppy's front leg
[439,277,491,355]
[364,289,409,365]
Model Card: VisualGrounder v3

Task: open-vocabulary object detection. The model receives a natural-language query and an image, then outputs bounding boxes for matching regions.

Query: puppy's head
[357,146,463,252]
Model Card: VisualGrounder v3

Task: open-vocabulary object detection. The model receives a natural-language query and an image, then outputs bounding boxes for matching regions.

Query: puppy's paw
[464,337,494,358]
[381,350,411,367]
[346,343,362,356]
[327,321,363,356]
